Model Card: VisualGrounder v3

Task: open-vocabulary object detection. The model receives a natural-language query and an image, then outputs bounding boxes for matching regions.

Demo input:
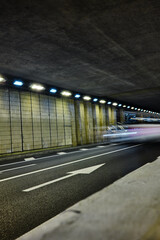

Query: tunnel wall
[0,88,115,155]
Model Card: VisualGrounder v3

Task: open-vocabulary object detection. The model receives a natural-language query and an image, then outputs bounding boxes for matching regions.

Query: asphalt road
[0,142,160,240]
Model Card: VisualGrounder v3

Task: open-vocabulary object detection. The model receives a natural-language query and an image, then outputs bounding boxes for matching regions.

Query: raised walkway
[17,157,160,240]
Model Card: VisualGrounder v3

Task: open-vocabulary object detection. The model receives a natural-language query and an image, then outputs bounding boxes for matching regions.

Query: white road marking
[24,157,35,161]
[97,146,105,148]
[81,148,88,151]
[0,144,141,183]
[23,164,105,192]
[29,144,117,161]
[0,161,25,168]
[57,152,67,155]
[0,164,36,174]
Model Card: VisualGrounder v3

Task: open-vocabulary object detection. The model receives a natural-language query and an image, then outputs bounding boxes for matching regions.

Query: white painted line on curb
[0,144,141,183]
[57,152,67,155]
[0,164,36,174]
[24,157,35,161]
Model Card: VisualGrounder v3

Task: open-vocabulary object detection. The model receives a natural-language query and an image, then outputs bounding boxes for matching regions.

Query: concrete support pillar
[107,106,117,125]
[84,102,94,144]
[69,99,77,147]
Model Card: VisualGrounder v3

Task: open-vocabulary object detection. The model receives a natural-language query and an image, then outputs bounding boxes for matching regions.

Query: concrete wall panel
[0,89,11,154]
[20,92,33,151]
[10,90,22,152]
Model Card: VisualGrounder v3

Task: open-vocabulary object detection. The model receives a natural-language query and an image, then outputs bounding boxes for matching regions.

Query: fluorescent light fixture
[112,102,118,106]
[138,108,140,111]
[93,98,98,102]
[99,100,106,104]
[61,90,72,97]
[30,83,45,91]
[141,109,143,111]
[50,88,57,93]
[0,75,6,83]
[74,94,81,98]
[13,80,23,86]
[118,104,122,107]
[83,96,91,101]
[131,107,134,110]
[135,108,137,110]
[107,101,112,105]
[123,105,126,108]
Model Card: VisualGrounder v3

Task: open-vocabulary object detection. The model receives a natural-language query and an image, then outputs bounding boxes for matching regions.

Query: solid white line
[0,144,141,183]
[0,161,25,168]
[81,148,88,151]
[97,146,105,148]
[0,144,119,167]
[0,164,36,174]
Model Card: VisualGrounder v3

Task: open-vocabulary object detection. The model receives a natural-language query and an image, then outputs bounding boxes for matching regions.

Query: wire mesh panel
[63,98,72,145]
[56,98,65,146]
[40,95,51,148]
[10,90,22,152]
[20,92,34,151]
[31,93,42,149]
[48,96,58,147]
[0,89,11,154]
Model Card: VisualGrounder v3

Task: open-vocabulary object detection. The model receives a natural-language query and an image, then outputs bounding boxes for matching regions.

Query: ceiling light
[107,101,112,105]
[123,105,126,108]
[127,106,130,109]
[30,84,45,91]
[0,75,6,83]
[118,104,122,107]
[131,107,134,110]
[13,80,23,86]
[138,108,140,111]
[61,90,72,97]
[74,94,81,98]
[135,108,137,110]
[99,100,106,104]
[83,96,91,101]
[50,88,57,93]
[141,109,143,111]
[93,98,98,102]
[112,102,118,106]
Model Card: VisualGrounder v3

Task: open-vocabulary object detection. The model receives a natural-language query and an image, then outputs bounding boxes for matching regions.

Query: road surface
[0,142,160,240]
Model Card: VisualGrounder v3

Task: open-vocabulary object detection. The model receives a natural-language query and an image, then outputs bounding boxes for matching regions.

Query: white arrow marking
[23,163,105,192]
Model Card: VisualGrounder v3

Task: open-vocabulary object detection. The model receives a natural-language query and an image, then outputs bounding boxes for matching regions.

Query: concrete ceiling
[0,0,159,111]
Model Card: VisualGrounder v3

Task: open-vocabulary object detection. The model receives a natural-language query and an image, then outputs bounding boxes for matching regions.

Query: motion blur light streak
[103,124,160,143]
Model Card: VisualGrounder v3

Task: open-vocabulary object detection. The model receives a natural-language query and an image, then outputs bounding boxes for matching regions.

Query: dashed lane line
[0,144,141,183]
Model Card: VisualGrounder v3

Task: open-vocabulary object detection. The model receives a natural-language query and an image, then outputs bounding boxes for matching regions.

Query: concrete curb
[17,156,160,240]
